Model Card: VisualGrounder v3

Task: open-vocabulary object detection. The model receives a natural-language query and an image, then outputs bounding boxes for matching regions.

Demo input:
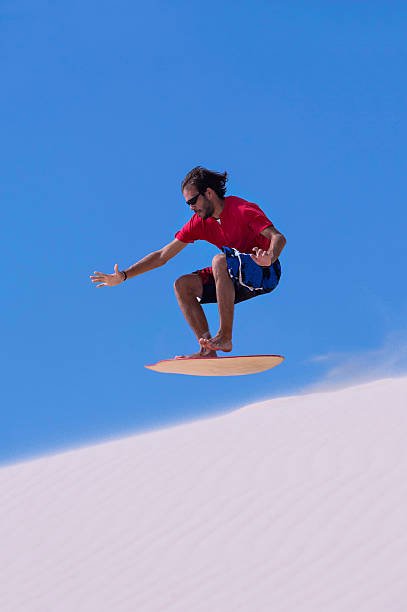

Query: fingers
[252,247,260,258]
[251,248,272,266]
[90,271,108,287]
[90,264,120,282]
[90,268,113,283]
[252,247,267,258]
[89,264,123,287]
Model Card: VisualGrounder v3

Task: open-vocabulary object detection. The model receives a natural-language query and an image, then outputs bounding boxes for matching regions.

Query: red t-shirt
[175,196,274,253]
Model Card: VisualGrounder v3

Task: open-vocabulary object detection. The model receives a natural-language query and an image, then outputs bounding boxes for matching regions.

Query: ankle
[218,330,232,341]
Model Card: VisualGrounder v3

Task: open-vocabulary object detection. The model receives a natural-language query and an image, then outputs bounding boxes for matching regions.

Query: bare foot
[199,333,232,353]
[175,347,217,360]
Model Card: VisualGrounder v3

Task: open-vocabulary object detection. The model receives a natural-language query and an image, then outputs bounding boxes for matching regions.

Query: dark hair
[181,166,228,199]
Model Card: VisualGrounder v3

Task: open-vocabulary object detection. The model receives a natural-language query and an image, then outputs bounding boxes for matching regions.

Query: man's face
[183,185,214,220]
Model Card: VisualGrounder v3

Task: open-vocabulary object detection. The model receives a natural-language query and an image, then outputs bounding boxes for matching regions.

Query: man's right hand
[90,264,125,288]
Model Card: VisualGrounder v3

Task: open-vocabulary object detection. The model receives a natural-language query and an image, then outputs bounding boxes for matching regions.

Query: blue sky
[1,1,406,465]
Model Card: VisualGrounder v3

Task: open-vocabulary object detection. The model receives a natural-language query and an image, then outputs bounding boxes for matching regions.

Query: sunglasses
[186,187,208,207]
[186,192,201,207]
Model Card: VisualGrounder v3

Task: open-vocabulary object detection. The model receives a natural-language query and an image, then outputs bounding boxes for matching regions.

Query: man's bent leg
[200,254,234,352]
[173,274,217,358]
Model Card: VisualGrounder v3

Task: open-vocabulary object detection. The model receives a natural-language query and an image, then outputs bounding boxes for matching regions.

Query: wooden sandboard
[145,355,284,377]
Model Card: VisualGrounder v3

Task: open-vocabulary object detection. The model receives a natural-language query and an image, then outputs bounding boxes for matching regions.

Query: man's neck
[211,195,225,219]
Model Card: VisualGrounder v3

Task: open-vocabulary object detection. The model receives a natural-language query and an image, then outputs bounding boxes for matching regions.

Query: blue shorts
[194,246,281,305]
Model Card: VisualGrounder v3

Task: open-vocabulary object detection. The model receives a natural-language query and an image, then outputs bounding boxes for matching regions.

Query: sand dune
[1,376,407,611]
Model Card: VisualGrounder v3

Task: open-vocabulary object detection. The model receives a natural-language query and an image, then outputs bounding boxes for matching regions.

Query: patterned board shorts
[194,246,281,305]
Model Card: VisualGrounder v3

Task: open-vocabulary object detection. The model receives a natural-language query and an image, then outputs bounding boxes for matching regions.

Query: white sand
[1,376,407,612]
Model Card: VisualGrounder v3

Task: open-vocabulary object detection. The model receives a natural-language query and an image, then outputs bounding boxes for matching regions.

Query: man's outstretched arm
[90,239,188,288]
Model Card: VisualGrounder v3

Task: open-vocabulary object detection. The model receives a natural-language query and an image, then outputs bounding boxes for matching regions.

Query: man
[90,167,286,358]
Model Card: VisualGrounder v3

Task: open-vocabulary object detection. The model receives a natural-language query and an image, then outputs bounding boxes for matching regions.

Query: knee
[173,274,201,298]
[173,275,189,296]
[212,253,227,273]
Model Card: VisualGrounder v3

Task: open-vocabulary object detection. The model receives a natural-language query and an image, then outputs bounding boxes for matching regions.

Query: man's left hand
[250,247,273,267]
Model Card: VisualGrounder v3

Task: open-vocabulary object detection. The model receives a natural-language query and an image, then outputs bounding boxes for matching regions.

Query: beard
[201,197,215,220]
